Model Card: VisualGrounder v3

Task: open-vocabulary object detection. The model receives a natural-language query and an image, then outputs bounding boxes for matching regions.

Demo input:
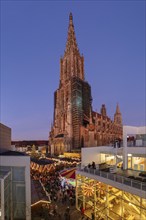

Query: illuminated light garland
[81,182,95,197]
[31,200,50,207]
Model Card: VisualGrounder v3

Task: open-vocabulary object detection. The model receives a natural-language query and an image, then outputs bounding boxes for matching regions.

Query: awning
[60,168,76,179]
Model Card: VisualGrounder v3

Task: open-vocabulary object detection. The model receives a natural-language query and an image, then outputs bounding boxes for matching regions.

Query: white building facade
[76,126,146,219]
[0,123,31,220]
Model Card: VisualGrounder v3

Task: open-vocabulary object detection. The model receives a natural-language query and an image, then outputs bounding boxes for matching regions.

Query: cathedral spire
[65,13,79,54]
[60,14,85,85]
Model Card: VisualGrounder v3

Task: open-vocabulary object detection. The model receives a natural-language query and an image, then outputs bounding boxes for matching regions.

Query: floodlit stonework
[49,13,122,155]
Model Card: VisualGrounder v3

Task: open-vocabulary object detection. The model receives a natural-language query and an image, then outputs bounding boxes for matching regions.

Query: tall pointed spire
[114,103,122,125]
[65,13,79,54]
[115,103,120,114]
[60,13,85,84]
[69,12,73,22]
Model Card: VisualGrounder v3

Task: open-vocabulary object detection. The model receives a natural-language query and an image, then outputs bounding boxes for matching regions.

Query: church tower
[113,103,123,140]
[50,13,92,155]
[114,104,122,125]
[49,13,123,155]
[100,104,107,117]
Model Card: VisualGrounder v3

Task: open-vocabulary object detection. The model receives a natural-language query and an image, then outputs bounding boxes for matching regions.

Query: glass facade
[101,154,116,165]
[0,167,26,220]
[76,174,146,220]
[4,174,11,220]
[0,173,11,220]
[128,156,146,171]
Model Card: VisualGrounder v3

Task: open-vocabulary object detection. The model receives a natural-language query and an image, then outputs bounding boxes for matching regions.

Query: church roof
[0,150,28,156]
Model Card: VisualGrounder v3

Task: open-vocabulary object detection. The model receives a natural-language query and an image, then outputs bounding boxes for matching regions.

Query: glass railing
[77,166,146,192]
[127,140,146,147]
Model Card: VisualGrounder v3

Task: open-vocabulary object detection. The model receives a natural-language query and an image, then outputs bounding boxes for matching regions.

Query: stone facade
[49,13,122,155]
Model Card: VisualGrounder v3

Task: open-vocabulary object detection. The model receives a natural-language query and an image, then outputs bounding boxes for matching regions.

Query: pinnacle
[116,103,121,114]
[65,13,79,54]
[69,12,73,21]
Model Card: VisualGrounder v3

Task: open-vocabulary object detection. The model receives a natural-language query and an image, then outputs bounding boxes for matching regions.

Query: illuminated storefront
[76,174,146,220]
[128,155,146,171]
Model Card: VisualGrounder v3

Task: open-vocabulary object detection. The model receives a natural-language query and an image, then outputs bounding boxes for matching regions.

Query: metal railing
[77,166,146,192]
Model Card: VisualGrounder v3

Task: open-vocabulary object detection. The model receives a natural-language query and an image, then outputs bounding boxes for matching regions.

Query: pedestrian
[92,161,96,169]
[64,211,70,220]
[80,205,85,219]
[91,212,95,220]
[58,213,62,220]
[66,206,70,213]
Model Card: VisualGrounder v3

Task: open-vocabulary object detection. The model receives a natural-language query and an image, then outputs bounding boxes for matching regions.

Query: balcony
[76,166,146,193]
[127,141,146,147]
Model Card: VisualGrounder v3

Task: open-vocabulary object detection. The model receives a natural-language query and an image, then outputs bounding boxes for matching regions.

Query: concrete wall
[81,146,118,167]
[81,147,101,167]
[0,123,11,150]
[81,126,146,170]
[81,146,124,167]
[127,147,146,155]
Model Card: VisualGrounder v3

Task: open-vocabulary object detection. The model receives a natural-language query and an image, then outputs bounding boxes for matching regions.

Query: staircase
[110,155,123,173]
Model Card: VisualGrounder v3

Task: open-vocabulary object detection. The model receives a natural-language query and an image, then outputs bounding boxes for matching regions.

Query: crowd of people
[31,157,99,219]
[31,164,76,219]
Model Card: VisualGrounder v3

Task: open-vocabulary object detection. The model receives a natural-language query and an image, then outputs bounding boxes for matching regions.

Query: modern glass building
[76,174,146,220]
[0,171,11,220]
[0,152,31,220]
[76,126,146,219]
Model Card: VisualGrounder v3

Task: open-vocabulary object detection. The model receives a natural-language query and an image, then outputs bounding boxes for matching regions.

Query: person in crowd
[91,212,95,220]
[92,161,96,169]
[31,158,78,219]
[80,205,85,219]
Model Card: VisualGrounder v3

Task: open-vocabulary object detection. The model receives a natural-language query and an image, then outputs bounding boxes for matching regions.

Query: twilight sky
[1,0,145,140]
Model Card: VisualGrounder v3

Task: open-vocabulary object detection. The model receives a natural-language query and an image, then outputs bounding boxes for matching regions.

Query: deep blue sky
[1,0,145,140]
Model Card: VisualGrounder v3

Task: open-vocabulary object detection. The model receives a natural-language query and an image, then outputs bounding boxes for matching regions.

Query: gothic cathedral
[49,13,122,155]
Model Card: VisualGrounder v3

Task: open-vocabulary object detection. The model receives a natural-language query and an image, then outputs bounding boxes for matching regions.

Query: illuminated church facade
[49,13,122,155]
